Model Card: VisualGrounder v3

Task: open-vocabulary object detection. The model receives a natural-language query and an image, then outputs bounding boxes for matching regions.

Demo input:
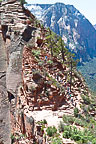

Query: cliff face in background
[26,3,96,62]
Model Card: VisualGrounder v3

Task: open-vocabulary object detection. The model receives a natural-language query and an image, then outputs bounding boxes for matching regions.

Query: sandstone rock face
[0,34,7,71]
[0,0,36,143]
[0,34,11,144]
[0,85,11,144]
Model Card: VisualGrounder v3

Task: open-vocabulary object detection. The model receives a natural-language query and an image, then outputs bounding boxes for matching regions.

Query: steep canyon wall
[0,0,36,143]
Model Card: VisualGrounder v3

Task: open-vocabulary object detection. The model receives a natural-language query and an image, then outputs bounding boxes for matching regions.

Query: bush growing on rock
[46,126,57,137]
[81,94,91,105]
[63,114,75,124]
[74,107,79,117]
[51,137,63,144]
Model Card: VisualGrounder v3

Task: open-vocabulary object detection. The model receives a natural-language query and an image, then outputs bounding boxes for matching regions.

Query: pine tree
[67,52,78,92]
[57,37,68,63]
[19,0,27,7]
[45,28,58,57]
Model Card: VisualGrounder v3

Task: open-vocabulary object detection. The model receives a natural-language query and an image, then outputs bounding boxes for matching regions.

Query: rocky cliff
[0,1,95,144]
[26,3,96,62]
[0,0,36,143]
[0,33,11,144]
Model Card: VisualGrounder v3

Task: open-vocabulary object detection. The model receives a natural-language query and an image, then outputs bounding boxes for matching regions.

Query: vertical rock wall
[0,0,36,143]
[0,34,11,144]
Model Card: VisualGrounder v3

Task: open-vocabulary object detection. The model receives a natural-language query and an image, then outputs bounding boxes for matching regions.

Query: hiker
[71,98,73,103]
[75,102,77,107]
[19,97,21,105]
[67,86,70,96]
[56,75,59,81]
[67,86,70,94]
[45,56,47,61]
[64,82,66,87]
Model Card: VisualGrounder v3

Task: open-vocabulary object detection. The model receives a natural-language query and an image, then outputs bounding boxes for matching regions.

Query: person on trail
[45,56,47,61]
[75,102,77,107]
[67,86,71,96]
[64,82,67,87]
[67,86,70,92]
[71,98,73,104]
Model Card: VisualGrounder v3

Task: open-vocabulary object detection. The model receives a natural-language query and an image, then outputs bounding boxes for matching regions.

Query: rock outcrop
[0,32,11,144]
[0,2,11,140]
[0,0,36,143]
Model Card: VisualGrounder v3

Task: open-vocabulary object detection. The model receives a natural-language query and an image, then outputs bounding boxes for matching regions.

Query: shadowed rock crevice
[8,91,15,103]
[1,25,8,41]
[22,26,36,42]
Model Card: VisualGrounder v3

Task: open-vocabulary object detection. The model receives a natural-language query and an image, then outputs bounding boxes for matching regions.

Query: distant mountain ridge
[26,3,96,63]
[94,24,96,30]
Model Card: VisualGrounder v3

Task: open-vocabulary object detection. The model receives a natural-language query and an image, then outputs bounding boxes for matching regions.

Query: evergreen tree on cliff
[19,0,27,7]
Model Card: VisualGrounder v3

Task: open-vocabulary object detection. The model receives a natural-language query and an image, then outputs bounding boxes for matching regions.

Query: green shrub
[11,134,16,143]
[51,137,63,144]
[81,95,91,105]
[74,107,79,117]
[47,60,53,65]
[46,126,57,137]
[62,125,72,139]
[32,49,41,59]
[74,118,85,127]
[72,134,81,141]
[63,114,75,124]
[38,60,44,66]
[59,122,96,143]
[43,119,47,124]
[72,126,78,134]
[63,130,71,139]
[92,138,96,144]
[41,124,45,131]
[37,119,47,125]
